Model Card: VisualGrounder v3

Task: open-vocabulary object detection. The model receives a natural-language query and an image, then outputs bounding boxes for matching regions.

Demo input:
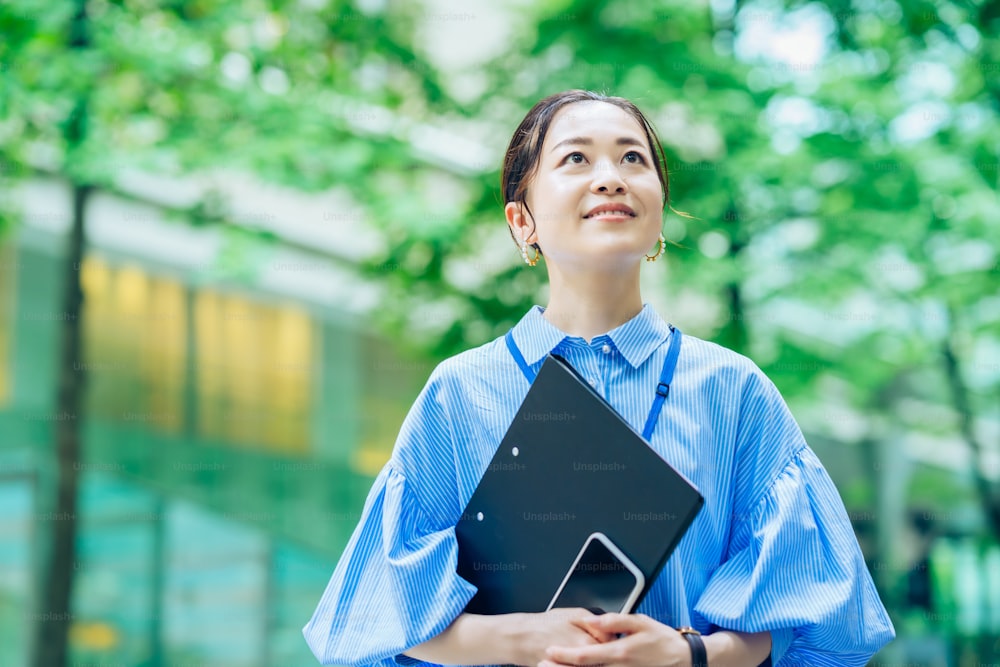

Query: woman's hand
[509,608,618,667]
[540,613,691,667]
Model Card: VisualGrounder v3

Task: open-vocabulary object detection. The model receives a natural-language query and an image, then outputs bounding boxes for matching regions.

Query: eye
[623,151,646,164]
[563,152,586,165]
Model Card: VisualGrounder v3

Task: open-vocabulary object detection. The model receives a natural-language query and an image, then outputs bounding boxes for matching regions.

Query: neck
[541,263,644,343]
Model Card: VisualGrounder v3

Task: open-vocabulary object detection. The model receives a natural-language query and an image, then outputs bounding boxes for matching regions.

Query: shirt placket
[582,337,613,397]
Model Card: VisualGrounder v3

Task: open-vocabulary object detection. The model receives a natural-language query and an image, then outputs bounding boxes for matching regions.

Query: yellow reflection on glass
[144,278,184,433]
[196,291,312,453]
[69,621,120,651]
[79,256,314,454]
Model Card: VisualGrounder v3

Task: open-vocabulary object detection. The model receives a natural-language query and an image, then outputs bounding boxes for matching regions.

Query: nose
[590,160,628,194]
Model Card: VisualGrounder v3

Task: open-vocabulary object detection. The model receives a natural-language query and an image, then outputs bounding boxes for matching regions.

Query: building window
[81,256,314,454]
[194,289,313,453]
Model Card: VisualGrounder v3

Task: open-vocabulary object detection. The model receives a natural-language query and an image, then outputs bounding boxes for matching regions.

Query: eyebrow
[549,136,646,152]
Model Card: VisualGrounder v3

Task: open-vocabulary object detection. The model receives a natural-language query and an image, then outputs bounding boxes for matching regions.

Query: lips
[583,203,636,218]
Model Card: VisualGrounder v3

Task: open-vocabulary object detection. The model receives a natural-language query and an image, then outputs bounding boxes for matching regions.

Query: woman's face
[506,101,664,271]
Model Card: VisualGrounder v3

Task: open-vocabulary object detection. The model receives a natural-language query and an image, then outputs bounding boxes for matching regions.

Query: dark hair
[501,90,671,252]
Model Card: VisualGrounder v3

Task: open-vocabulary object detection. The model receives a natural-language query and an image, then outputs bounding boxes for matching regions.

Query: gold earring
[645,233,666,262]
[520,241,540,267]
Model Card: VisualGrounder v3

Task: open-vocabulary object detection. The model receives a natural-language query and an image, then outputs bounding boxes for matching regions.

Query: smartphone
[546,531,645,614]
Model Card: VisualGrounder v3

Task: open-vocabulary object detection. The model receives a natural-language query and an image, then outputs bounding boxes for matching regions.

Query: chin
[573,251,646,270]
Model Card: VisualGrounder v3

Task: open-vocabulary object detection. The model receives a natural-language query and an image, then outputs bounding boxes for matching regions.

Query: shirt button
[601,343,611,354]
[588,378,597,387]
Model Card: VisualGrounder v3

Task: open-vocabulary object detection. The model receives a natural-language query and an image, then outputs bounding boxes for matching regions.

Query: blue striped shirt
[304,304,894,666]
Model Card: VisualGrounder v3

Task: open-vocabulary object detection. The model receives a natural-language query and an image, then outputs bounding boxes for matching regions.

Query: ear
[505,202,536,245]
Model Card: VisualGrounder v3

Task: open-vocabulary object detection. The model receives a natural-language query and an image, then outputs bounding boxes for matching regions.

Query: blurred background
[1,0,998,665]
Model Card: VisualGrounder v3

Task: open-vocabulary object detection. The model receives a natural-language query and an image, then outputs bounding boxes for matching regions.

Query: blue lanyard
[504,326,682,441]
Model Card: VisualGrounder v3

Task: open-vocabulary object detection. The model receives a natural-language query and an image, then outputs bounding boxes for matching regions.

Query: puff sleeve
[694,372,895,665]
[303,371,478,666]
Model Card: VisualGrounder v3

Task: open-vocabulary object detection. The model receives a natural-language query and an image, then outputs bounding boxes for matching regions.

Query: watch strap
[678,627,707,667]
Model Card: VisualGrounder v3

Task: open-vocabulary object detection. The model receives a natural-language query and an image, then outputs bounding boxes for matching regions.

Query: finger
[546,639,628,666]
[576,612,653,635]
[538,660,594,667]
[569,615,617,643]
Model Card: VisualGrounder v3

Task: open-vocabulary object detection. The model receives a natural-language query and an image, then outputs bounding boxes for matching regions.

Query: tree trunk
[30,0,90,665]
[941,321,1000,539]
[31,183,90,667]
[142,496,165,667]
[722,202,747,354]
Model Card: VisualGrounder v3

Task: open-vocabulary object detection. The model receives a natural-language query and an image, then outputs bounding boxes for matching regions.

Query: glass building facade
[0,227,433,666]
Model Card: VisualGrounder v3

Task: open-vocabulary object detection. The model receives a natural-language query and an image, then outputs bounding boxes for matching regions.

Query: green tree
[0,1,452,664]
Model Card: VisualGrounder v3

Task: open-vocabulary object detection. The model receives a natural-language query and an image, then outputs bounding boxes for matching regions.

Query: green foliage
[1,0,997,618]
[352,0,1000,555]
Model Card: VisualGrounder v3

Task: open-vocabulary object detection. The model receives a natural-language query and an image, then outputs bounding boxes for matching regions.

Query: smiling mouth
[583,201,635,219]
[584,206,637,218]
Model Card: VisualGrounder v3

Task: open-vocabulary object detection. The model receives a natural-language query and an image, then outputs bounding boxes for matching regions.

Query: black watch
[678,627,707,667]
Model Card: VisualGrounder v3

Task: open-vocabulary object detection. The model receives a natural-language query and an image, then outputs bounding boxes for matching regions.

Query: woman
[304,90,895,667]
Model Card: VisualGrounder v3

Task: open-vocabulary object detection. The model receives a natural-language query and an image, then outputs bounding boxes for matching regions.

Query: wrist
[678,627,707,667]
[702,629,772,667]
[406,612,525,666]
[498,612,530,666]
[702,631,725,665]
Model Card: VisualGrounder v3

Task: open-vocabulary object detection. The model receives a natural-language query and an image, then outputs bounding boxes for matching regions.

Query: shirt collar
[508,303,673,369]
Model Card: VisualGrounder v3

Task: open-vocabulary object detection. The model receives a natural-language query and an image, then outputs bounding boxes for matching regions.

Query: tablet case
[455,353,704,615]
